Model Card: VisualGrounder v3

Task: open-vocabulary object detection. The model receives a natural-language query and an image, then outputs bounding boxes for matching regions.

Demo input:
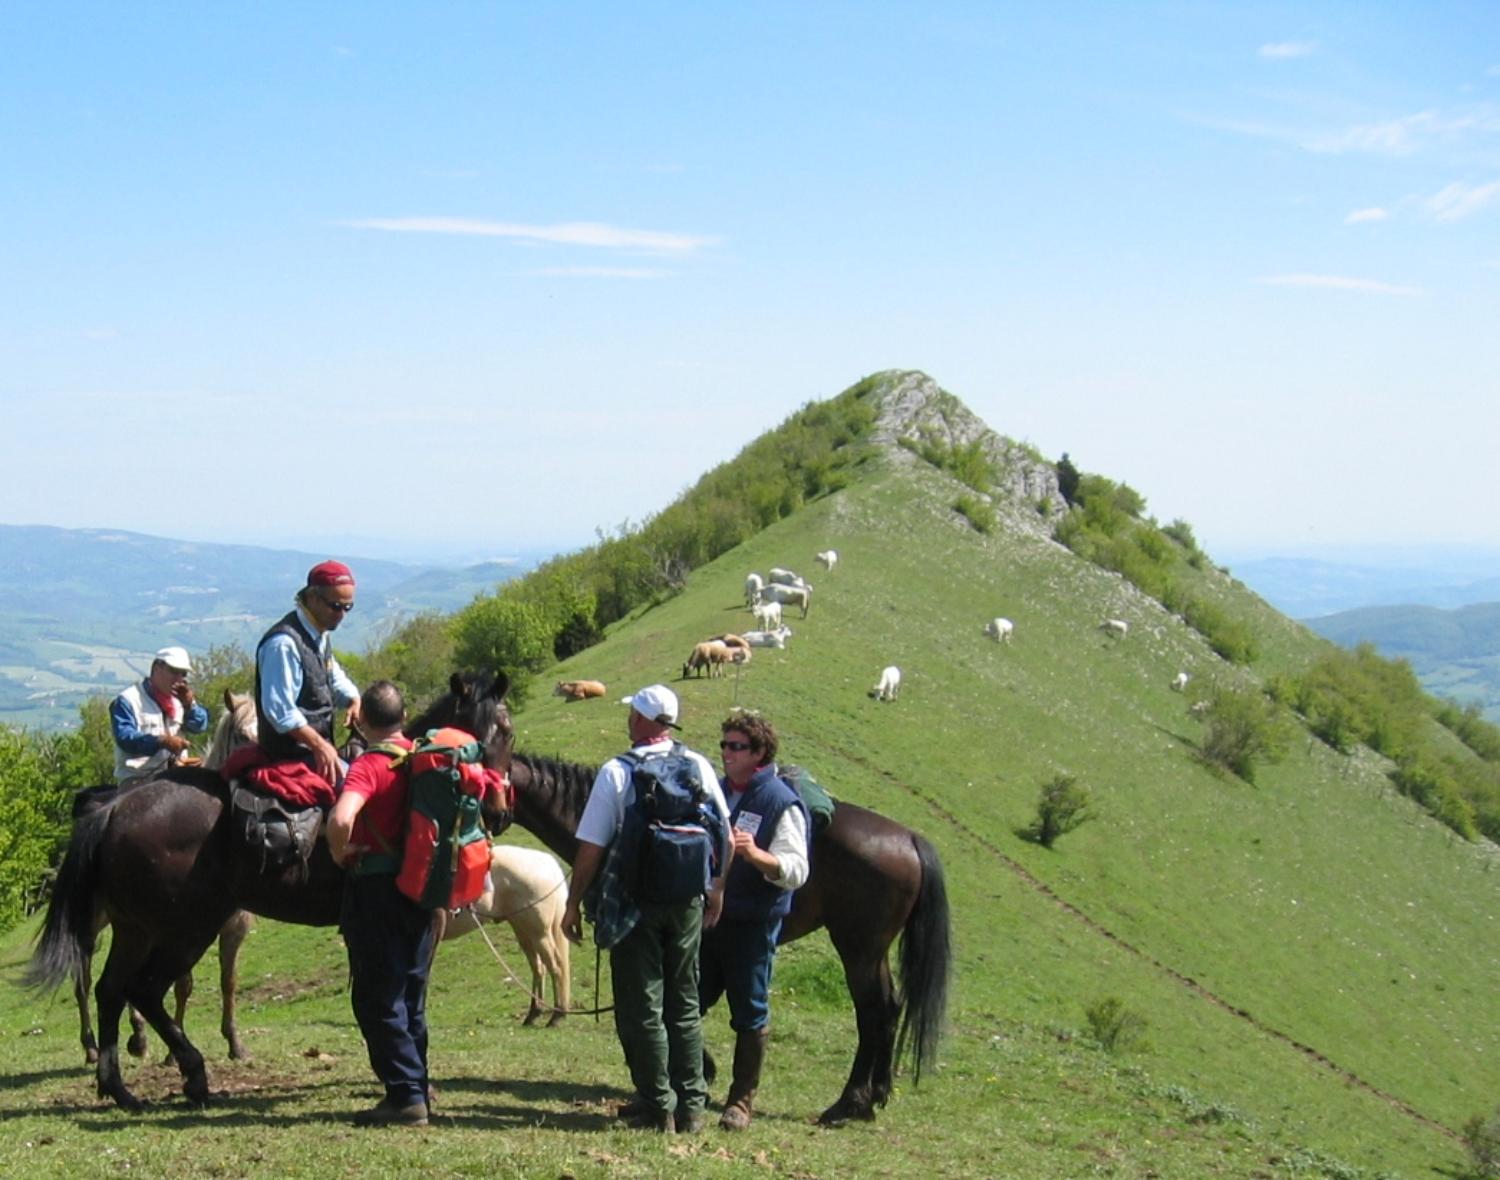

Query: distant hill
[1231,554,1500,617]
[0,525,530,729]
[1304,601,1500,720]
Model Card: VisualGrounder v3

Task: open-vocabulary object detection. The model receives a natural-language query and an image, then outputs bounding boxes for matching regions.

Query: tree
[1027,773,1093,847]
[1055,453,1080,506]
[1197,686,1290,784]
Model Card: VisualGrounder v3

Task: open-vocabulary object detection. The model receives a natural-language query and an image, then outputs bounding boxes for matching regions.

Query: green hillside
[2,372,1495,1178]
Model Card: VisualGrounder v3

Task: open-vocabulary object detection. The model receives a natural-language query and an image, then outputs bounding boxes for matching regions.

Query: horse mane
[510,752,597,826]
[407,671,507,741]
[205,692,257,772]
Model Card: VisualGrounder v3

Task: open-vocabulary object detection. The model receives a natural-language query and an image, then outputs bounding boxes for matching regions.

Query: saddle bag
[230,782,324,875]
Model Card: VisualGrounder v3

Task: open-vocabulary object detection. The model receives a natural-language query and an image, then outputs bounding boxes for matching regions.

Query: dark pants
[340,873,434,1107]
[699,916,782,1032]
[610,896,708,1119]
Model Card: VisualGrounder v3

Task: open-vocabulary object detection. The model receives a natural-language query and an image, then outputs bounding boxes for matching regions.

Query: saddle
[229,782,325,876]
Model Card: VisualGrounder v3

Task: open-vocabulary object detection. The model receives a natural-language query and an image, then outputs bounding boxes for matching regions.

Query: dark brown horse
[27,672,513,1111]
[437,734,951,1125]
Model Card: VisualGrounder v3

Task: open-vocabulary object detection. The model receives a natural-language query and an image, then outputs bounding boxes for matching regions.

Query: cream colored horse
[439,844,571,1026]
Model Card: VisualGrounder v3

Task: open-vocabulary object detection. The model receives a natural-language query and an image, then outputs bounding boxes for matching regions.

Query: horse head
[205,690,258,772]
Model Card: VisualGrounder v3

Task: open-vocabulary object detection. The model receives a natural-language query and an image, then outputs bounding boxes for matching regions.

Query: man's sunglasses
[320,596,355,614]
[719,740,753,752]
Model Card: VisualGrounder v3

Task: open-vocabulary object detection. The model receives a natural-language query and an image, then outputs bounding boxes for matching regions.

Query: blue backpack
[621,744,724,905]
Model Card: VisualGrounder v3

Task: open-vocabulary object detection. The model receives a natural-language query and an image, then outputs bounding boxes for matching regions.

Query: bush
[1197,686,1290,784]
[953,494,995,535]
[1084,997,1149,1053]
[1465,1105,1500,1178]
[1027,773,1093,848]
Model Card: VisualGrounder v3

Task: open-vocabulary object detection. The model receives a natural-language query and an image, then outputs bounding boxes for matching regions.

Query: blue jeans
[699,917,782,1032]
[340,873,434,1106]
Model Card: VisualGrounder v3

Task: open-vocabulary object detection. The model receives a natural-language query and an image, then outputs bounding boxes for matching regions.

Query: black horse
[413,698,951,1125]
[26,672,514,1112]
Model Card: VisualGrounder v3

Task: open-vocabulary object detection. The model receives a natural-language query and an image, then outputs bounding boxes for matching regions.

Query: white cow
[1100,618,1129,640]
[1170,671,1190,692]
[872,665,902,702]
[752,599,783,630]
[768,567,809,589]
[815,550,838,572]
[743,626,792,648]
[758,583,811,618]
[744,573,765,608]
[983,617,1014,644]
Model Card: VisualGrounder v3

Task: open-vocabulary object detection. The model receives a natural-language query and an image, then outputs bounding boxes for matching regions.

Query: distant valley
[0,524,538,730]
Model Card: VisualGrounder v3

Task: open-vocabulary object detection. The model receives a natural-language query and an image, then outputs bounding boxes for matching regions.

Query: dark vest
[723,763,809,924]
[255,610,334,761]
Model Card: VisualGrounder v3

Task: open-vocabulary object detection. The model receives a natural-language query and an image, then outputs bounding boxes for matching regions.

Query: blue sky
[3,2,1497,565]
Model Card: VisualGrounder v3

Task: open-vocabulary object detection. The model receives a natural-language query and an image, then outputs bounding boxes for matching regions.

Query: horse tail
[24,803,109,994]
[894,832,951,1085]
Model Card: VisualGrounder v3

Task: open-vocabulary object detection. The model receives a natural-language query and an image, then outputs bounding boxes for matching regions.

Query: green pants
[610,896,707,1118]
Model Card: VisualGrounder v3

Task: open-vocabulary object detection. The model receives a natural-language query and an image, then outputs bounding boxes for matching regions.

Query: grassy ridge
[1,417,1494,1176]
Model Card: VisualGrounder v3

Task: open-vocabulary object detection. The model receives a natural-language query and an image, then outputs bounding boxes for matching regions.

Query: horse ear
[450,672,470,700]
[487,671,511,702]
[223,688,236,712]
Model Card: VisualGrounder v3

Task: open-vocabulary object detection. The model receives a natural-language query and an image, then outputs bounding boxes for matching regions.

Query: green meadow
[3,427,1496,1178]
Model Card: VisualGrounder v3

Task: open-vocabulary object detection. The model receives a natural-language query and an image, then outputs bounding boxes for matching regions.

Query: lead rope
[461,886,615,1018]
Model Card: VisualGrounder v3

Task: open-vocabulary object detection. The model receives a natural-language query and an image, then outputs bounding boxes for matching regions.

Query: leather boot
[719,1029,768,1131]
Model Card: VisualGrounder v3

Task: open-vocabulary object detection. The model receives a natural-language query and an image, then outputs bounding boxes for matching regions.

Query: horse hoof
[817,1100,875,1126]
[126,1034,148,1058]
[522,1011,540,1028]
[85,1047,99,1065]
[546,1011,566,1029]
[228,1044,251,1061]
[184,1080,212,1108]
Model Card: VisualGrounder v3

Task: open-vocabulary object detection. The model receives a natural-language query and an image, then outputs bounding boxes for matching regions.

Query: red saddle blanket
[221,744,336,809]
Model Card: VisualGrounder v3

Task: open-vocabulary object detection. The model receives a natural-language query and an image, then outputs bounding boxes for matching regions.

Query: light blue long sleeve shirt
[256,605,359,735]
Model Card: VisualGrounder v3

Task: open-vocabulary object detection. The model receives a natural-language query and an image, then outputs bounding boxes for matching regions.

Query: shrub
[953,494,995,535]
[1465,1105,1500,1178]
[1084,997,1149,1053]
[1027,773,1093,848]
[1197,686,1290,784]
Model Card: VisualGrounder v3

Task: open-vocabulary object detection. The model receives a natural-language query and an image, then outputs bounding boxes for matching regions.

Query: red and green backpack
[392,727,497,910]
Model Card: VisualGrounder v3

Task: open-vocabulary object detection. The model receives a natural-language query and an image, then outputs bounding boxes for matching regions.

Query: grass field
[1,446,1493,1178]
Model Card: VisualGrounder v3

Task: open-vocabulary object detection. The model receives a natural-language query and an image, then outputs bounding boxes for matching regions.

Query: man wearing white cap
[562,684,731,1134]
[110,646,211,786]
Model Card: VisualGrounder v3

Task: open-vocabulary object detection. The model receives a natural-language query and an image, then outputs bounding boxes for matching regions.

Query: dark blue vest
[723,763,809,923]
[254,609,333,761]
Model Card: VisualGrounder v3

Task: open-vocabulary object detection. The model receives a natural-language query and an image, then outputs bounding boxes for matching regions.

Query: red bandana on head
[306,560,355,588]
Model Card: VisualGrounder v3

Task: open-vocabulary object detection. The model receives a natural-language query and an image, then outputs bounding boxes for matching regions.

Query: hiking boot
[719,1029,768,1132]
[674,1107,706,1134]
[352,1097,429,1127]
[619,1105,674,1133]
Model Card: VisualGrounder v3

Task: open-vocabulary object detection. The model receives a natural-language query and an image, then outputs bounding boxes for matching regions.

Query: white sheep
[815,550,838,572]
[743,626,792,648]
[752,599,783,630]
[1170,671,1190,692]
[744,573,765,608]
[983,617,1014,644]
[1100,618,1129,640]
[871,665,902,702]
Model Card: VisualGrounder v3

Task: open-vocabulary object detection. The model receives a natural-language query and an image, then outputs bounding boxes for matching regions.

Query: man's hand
[172,681,195,707]
[160,733,191,756]
[561,899,585,945]
[704,887,724,930]
[310,735,340,786]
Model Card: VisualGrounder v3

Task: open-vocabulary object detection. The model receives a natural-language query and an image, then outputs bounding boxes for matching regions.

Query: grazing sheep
[743,626,792,648]
[683,640,735,679]
[983,617,1015,644]
[1170,672,1190,693]
[768,567,810,590]
[1189,699,1211,719]
[758,582,811,618]
[871,665,902,702]
[440,845,570,1026]
[745,573,765,608]
[1100,618,1129,640]
[553,679,606,702]
[752,599,783,630]
[711,633,751,652]
[815,550,838,572]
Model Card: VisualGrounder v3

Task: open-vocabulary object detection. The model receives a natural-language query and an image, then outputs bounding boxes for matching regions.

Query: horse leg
[94,937,151,1111]
[219,910,253,1060]
[76,953,99,1064]
[818,945,898,1126]
[514,921,545,1026]
[544,923,570,1027]
[126,946,215,1107]
[127,1004,150,1058]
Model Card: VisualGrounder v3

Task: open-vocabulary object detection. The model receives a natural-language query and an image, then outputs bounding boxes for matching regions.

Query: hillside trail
[822,739,1462,1144]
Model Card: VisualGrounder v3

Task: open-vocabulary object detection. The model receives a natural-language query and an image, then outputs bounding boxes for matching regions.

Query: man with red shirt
[326,680,430,1128]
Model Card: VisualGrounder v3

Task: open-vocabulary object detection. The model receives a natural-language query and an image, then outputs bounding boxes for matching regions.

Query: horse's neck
[511,754,594,866]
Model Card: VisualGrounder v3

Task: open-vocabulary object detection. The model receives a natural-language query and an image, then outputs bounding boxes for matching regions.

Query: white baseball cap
[154,646,192,673]
[628,684,681,730]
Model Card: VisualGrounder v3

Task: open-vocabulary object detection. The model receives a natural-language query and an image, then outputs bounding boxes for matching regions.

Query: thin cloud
[1259,41,1317,60]
[1424,178,1500,222]
[1306,108,1500,156]
[1345,207,1390,224]
[528,266,668,279]
[342,216,717,253]
[1256,274,1424,296]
